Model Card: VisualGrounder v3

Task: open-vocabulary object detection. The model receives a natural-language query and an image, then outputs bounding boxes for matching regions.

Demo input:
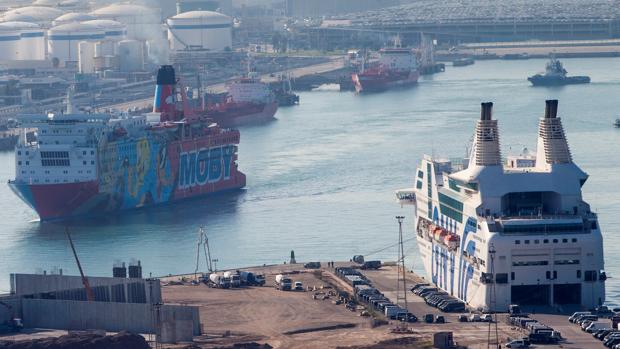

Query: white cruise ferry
[397,100,605,311]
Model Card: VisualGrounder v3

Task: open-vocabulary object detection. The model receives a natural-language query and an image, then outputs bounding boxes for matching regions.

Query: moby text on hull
[397,100,605,312]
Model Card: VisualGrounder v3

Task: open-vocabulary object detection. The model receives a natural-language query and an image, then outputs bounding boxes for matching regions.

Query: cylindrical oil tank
[52,12,96,26]
[48,22,104,63]
[2,6,63,26]
[94,40,116,57]
[117,39,143,72]
[90,4,161,42]
[78,40,96,73]
[4,22,46,60]
[167,10,232,51]
[82,19,126,42]
[0,23,21,60]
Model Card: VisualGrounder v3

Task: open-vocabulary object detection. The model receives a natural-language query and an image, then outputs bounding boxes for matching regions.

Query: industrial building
[177,0,232,16]
[285,0,402,18]
[304,0,620,46]
[167,10,232,52]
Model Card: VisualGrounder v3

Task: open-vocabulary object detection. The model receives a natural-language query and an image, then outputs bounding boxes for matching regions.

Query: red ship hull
[208,102,278,127]
[352,70,419,93]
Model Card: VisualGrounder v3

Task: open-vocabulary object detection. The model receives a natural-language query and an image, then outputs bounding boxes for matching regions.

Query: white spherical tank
[48,22,105,64]
[10,21,46,60]
[167,11,232,51]
[117,39,143,72]
[82,19,126,42]
[52,12,96,26]
[3,6,63,25]
[0,23,22,60]
[90,4,161,41]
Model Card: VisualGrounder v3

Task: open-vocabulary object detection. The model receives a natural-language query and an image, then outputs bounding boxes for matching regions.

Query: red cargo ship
[352,47,419,93]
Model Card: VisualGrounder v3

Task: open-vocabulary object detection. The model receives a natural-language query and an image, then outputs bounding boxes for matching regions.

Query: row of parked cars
[336,267,418,323]
[568,309,620,348]
[411,283,466,312]
[508,314,562,346]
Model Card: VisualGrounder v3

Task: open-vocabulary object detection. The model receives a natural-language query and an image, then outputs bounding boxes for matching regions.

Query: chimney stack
[536,100,572,167]
[545,99,558,119]
[471,102,502,167]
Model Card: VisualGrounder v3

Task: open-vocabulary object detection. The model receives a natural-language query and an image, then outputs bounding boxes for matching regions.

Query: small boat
[614,118,620,128]
[528,57,590,86]
[452,57,474,67]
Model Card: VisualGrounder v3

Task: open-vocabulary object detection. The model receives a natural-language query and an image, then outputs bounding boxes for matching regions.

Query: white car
[294,281,304,291]
[482,314,493,322]
[505,339,529,348]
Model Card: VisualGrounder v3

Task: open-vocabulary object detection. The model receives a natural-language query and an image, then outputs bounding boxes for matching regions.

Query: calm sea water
[0,58,618,304]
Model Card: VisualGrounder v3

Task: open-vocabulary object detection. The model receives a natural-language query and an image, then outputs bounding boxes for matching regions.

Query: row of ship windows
[21,170,92,175]
[19,160,94,166]
[515,238,577,245]
[40,129,85,134]
[482,269,600,283]
[512,260,580,267]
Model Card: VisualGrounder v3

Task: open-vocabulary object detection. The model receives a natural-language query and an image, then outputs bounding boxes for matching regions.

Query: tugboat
[273,73,299,107]
[528,57,590,86]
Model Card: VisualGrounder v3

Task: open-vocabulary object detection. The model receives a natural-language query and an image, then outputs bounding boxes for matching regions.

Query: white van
[586,321,609,333]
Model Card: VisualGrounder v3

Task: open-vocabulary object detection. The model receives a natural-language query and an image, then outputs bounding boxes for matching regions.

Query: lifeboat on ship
[444,234,460,250]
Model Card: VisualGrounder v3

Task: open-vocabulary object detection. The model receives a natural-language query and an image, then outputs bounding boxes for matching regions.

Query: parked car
[458,314,468,322]
[569,311,591,323]
[505,339,529,348]
[470,314,482,322]
[424,314,434,323]
[304,262,321,269]
[435,315,446,323]
[410,283,430,293]
[482,314,493,322]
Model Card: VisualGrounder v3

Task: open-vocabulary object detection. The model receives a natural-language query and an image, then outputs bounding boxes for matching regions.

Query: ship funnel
[153,65,177,121]
[545,99,558,119]
[480,102,493,120]
[536,99,572,167]
[470,102,502,166]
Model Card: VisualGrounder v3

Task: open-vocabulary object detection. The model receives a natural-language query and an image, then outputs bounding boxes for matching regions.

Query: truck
[275,274,292,291]
[209,273,231,289]
[239,271,266,286]
[361,261,381,270]
[224,272,241,288]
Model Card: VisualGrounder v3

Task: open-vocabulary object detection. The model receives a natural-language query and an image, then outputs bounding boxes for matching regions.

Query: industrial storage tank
[48,22,105,64]
[90,4,161,42]
[167,10,232,51]
[0,23,22,60]
[13,22,45,60]
[52,12,96,26]
[82,19,126,41]
[2,6,63,25]
[117,39,143,72]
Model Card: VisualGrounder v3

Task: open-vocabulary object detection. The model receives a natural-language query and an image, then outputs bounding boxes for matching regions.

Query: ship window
[83,151,86,155]
[546,271,551,279]
[25,151,28,155]
[562,238,568,243]
[515,240,520,245]
[91,151,94,155]
[543,239,549,244]
[512,261,548,266]
[496,273,508,284]
[524,240,530,244]
[553,239,558,243]
[584,270,597,282]
[17,161,21,165]
[91,161,95,165]
[25,161,29,165]
[17,151,21,155]
[416,181,422,189]
[417,170,424,178]
[511,272,515,280]
[553,271,557,279]
[83,161,86,165]
[572,238,577,243]
[534,239,539,244]
[577,270,581,278]
[555,259,580,265]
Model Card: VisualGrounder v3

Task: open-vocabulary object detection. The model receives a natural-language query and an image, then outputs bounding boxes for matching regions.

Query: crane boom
[65,227,95,302]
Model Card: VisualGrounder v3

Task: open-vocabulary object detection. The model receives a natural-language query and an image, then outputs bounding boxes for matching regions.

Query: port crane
[65,227,95,302]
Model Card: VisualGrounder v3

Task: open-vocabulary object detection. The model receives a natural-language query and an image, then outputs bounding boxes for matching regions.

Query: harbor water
[0,58,618,304]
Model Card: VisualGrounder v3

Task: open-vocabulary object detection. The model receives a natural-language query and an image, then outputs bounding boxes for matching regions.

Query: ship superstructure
[207,71,278,127]
[352,47,419,93]
[397,100,605,311]
[9,65,246,221]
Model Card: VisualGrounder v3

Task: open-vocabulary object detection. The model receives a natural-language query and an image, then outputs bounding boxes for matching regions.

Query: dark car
[435,315,446,323]
[397,312,418,323]
[410,283,430,293]
[304,262,321,269]
[424,314,434,323]
[458,314,468,322]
